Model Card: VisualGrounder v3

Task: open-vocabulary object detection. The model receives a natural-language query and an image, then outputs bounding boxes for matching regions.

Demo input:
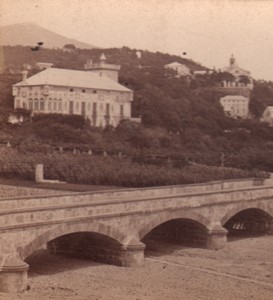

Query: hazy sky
[1,0,273,80]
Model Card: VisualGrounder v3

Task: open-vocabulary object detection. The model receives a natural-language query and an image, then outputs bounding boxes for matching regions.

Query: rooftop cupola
[84,53,120,82]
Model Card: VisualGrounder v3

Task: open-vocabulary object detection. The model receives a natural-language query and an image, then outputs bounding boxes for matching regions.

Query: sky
[1,0,273,81]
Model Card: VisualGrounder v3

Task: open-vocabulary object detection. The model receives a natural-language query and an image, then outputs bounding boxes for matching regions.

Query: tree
[63,44,76,51]
[238,75,251,85]
[249,82,273,118]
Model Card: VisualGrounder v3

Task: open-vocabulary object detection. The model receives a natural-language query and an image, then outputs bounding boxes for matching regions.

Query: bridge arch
[19,221,128,260]
[221,204,273,236]
[138,210,211,241]
[221,203,273,227]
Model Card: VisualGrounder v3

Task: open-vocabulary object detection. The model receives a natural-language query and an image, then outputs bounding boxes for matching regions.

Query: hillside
[0,22,97,49]
[0,45,207,73]
[1,45,273,174]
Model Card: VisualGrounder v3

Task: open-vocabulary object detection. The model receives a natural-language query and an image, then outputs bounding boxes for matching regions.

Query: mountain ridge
[0,22,98,49]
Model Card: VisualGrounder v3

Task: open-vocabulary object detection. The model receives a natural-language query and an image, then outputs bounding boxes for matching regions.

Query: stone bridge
[1,178,273,292]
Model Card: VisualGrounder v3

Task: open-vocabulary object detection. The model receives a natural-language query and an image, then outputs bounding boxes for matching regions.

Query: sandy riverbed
[1,236,273,300]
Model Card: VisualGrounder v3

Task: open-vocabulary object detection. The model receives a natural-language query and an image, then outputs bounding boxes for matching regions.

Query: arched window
[53,101,57,111]
[34,99,39,111]
[40,98,45,111]
[58,101,62,111]
[29,98,33,110]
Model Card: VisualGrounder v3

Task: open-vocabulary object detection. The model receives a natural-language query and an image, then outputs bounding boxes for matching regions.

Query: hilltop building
[220,55,253,89]
[261,106,273,126]
[12,54,133,128]
[220,95,249,119]
[194,70,213,76]
[218,55,253,119]
[164,62,191,78]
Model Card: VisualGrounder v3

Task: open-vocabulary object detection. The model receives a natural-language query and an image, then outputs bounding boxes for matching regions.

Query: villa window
[29,100,33,110]
[40,99,45,111]
[34,100,39,111]
[120,104,124,117]
[93,102,97,115]
[15,100,20,108]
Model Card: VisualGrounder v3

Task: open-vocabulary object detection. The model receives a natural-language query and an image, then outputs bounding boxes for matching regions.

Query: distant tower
[229,54,236,68]
[84,53,120,82]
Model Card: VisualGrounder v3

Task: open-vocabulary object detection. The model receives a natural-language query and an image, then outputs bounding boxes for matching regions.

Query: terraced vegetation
[0,148,267,187]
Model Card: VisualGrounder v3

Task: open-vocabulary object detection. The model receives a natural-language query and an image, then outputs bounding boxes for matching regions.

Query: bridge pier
[0,256,29,293]
[207,224,228,250]
[120,238,145,267]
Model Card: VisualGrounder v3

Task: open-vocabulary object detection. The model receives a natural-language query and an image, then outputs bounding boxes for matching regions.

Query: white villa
[164,62,191,78]
[12,54,133,128]
[220,95,249,119]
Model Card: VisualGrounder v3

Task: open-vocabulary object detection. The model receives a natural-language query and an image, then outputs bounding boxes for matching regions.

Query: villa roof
[14,68,132,92]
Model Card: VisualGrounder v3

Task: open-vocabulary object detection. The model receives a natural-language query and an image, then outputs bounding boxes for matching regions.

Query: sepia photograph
[0,0,273,299]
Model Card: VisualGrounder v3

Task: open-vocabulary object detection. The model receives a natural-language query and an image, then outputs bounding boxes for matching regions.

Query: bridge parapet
[0,178,266,212]
[0,182,272,232]
[0,184,66,199]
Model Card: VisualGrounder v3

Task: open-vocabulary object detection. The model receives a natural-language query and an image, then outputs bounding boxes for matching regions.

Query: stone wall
[0,184,67,198]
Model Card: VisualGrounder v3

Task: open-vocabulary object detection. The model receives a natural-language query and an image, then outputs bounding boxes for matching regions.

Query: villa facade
[12,54,133,128]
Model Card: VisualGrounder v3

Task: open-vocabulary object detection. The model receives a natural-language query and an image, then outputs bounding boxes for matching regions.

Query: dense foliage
[1,45,273,181]
[0,148,267,187]
[249,81,273,118]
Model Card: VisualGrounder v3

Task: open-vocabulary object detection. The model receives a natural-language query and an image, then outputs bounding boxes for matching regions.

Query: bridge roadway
[0,178,273,292]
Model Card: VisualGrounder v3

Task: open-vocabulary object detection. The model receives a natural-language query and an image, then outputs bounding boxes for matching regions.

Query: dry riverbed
[1,236,273,300]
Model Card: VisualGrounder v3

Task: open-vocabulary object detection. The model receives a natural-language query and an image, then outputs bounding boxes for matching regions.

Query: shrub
[32,113,89,129]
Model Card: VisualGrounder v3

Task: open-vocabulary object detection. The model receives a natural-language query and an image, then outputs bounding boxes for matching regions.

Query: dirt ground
[1,236,273,300]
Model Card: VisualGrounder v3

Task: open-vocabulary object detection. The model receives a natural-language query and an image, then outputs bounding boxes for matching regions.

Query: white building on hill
[164,62,191,78]
[220,95,249,119]
[221,55,253,89]
[12,54,133,128]
[261,106,273,126]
